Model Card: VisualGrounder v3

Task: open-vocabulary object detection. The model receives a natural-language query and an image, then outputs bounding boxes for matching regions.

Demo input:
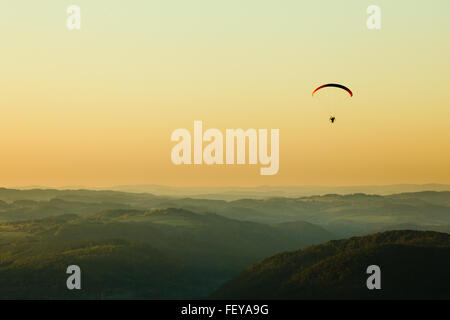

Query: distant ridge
[8,184,450,200]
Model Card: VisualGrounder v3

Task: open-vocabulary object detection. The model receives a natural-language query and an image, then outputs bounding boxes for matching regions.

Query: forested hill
[211,230,450,300]
[1,188,450,237]
[0,208,333,299]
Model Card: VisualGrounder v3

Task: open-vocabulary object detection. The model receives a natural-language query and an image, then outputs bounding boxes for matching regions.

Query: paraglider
[312,83,353,124]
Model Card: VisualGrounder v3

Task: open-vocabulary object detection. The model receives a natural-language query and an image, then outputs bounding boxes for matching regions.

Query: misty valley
[0,188,449,299]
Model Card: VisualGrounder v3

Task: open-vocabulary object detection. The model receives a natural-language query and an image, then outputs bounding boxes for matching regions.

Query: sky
[1,0,450,187]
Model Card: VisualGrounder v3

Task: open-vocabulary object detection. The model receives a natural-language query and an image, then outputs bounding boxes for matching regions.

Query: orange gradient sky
[1,1,450,187]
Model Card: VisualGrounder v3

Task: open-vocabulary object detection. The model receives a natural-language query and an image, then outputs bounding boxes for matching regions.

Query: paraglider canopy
[312,83,353,97]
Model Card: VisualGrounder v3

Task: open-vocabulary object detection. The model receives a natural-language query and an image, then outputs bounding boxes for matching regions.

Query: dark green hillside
[211,230,450,299]
[0,208,334,299]
[0,239,182,299]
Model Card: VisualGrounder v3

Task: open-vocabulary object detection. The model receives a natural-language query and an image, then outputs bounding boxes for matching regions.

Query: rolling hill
[1,188,450,238]
[0,208,333,299]
[1,188,449,299]
[211,230,450,299]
